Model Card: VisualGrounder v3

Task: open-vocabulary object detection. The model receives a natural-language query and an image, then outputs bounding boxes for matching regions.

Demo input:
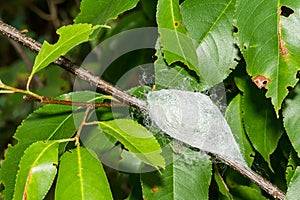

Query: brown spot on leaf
[253,75,270,89]
[279,29,289,57]
[278,19,289,59]
[152,187,158,193]
[174,22,179,27]
[23,169,33,200]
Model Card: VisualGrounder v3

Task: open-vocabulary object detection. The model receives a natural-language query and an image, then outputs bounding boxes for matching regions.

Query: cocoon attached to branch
[147,89,246,166]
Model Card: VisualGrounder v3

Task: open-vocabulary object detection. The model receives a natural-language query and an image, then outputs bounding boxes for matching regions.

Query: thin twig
[74,105,92,146]
[0,21,286,199]
[214,154,285,200]
[0,80,42,99]
[23,95,127,108]
[0,20,147,110]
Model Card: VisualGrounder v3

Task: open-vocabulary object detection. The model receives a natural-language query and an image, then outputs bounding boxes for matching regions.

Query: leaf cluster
[1,0,300,199]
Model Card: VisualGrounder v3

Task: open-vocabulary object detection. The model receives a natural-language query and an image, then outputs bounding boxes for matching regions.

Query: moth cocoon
[147,89,246,166]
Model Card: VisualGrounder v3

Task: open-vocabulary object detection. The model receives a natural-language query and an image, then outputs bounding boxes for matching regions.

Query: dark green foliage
[1,0,300,199]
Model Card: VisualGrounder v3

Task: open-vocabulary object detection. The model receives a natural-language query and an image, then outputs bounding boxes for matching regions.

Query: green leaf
[13,141,59,200]
[234,70,283,165]
[286,167,300,200]
[225,94,254,166]
[141,146,212,199]
[98,119,165,169]
[181,0,238,89]
[55,147,113,200]
[0,91,102,200]
[125,174,143,200]
[27,24,99,88]
[0,105,75,200]
[230,185,268,200]
[156,0,199,76]
[283,83,300,155]
[213,170,233,200]
[225,168,266,199]
[74,0,140,25]
[154,45,203,91]
[236,0,300,114]
[286,150,300,185]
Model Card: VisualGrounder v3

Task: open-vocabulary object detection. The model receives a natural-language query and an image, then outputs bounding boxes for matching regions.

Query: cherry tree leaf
[286,167,300,200]
[27,24,99,88]
[156,0,200,76]
[98,119,165,170]
[55,147,113,200]
[13,141,59,200]
[154,44,203,91]
[74,0,140,25]
[236,0,300,115]
[181,0,238,89]
[234,71,283,165]
[141,146,211,199]
[283,83,300,155]
[0,91,103,200]
[0,104,75,200]
[225,94,255,166]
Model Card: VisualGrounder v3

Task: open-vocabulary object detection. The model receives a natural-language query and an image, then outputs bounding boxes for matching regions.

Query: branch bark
[0,20,286,199]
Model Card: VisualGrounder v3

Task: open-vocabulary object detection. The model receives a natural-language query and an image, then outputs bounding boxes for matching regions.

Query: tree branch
[214,154,285,200]
[0,21,286,199]
[23,95,127,108]
[0,20,147,111]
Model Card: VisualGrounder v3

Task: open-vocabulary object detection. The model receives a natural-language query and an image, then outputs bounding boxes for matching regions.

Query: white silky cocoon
[147,89,246,166]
